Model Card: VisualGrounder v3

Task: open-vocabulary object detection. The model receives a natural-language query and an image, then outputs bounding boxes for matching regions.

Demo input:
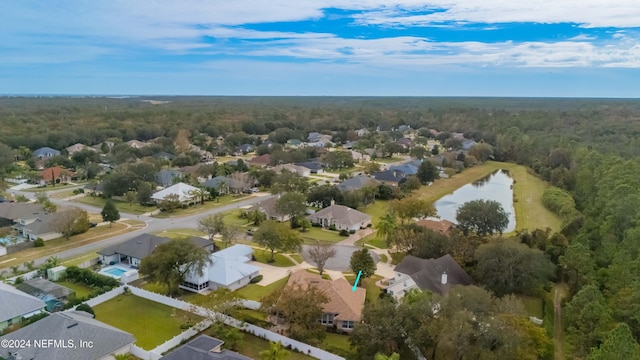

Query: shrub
[65,266,119,288]
[76,303,95,316]
[33,238,44,247]
[329,224,337,231]
[349,229,356,234]
[72,189,84,195]
[14,276,23,285]
[250,275,263,284]
[339,229,349,236]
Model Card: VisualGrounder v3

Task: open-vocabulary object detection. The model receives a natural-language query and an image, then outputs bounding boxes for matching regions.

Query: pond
[434,170,516,233]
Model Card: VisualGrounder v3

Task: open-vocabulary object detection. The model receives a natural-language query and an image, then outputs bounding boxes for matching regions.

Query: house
[98,233,213,268]
[397,125,412,133]
[389,163,419,176]
[0,282,46,332]
[307,132,324,143]
[0,311,135,360]
[342,141,358,150]
[156,169,182,187]
[249,154,272,168]
[295,161,324,174]
[13,210,68,241]
[286,270,365,332]
[0,203,47,227]
[65,143,94,155]
[160,335,252,360]
[234,144,254,155]
[151,182,200,204]
[371,170,405,186]
[307,204,372,231]
[336,175,379,192]
[286,139,303,149]
[200,150,214,163]
[307,137,334,148]
[91,141,115,152]
[33,147,60,159]
[416,219,455,235]
[181,244,260,293]
[16,278,75,312]
[350,150,370,163]
[396,138,412,149]
[84,182,105,196]
[272,163,311,177]
[126,139,147,148]
[355,128,369,137]
[152,151,175,161]
[38,166,76,185]
[461,138,477,151]
[385,254,473,299]
[202,176,232,194]
[247,196,289,222]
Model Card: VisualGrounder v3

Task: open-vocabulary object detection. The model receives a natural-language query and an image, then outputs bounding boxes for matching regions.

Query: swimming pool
[99,266,129,279]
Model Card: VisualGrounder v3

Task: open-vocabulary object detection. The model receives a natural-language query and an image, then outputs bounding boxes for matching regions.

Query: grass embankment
[416,161,562,233]
[235,276,289,301]
[94,294,199,350]
[75,196,152,215]
[153,194,246,218]
[0,220,145,269]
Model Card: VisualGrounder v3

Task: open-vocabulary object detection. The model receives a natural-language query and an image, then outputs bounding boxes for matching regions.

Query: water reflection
[435,170,516,232]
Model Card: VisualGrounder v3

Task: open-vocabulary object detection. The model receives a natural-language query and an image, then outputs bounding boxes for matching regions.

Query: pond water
[434,170,516,233]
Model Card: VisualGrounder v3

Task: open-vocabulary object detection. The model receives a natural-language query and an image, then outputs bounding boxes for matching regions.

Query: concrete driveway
[301,244,379,272]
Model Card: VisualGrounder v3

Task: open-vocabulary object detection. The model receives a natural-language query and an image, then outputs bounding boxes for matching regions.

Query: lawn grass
[235,276,289,301]
[154,229,207,239]
[208,324,314,360]
[23,182,87,192]
[221,209,252,227]
[416,161,562,233]
[290,253,304,264]
[362,275,383,303]
[0,220,144,269]
[361,200,389,223]
[379,254,388,263]
[56,281,93,298]
[252,248,295,267]
[299,227,346,243]
[374,157,404,164]
[518,295,544,319]
[61,250,100,267]
[152,195,248,218]
[359,234,388,249]
[306,268,331,280]
[93,294,199,350]
[321,332,354,356]
[75,195,152,215]
[50,189,79,199]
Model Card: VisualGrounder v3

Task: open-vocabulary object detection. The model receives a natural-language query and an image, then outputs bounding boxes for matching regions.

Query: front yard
[75,196,153,215]
[93,294,199,350]
[235,276,289,301]
[152,194,248,218]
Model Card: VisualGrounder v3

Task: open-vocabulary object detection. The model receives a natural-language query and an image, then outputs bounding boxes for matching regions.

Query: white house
[151,182,200,204]
[181,244,260,293]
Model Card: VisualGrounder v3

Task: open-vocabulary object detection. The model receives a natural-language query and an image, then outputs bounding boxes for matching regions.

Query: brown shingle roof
[249,154,272,166]
[286,270,365,321]
[415,219,455,234]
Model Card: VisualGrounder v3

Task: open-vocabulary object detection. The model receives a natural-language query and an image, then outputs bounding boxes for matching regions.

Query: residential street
[2,186,274,273]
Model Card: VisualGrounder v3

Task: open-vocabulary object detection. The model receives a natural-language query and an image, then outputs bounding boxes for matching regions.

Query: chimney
[330,199,335,206]
[441,272,448,285]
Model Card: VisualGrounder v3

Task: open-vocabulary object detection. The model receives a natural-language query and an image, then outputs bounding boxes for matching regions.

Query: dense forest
[1,96,640,359]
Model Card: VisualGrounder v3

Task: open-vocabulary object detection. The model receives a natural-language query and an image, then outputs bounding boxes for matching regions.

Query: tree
[124,190,136,206]
[363,161,381,174]
[53,208,90,240]
[254,221,303,262]
[246,208,267,225]
[351,297,406,357]
[271,171,309,194]
[101,199,120,227]
[376,213,398,241]
[136,182,154,205]
[189,186,209,205]
[400,175,422,192]
[389,197,435,224]
[159,193,181,211]
[566,285,613,357]
[456,199,509,236]
[323,151,354,169]
[588,323,640,360]
[416,160,439,184]
[139,238,210,295]
[307,185,344,208]
[261,283,328,343]
[308,244,336,275]
[350,248,376,280]
[275,192,308,228]
[198,214,226,243]
[259,341,290,360]
[474,240,555,297]
[221,226,240,248]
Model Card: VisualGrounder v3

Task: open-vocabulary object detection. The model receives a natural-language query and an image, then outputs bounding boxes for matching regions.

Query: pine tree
[101,199,120,227]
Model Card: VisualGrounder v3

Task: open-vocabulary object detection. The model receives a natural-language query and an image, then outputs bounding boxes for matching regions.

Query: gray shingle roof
[97,233,210,260]
[394,255,473,295]
[0,311,135,360]
[16,278,75,300]
[160,335,252,360]
[0,203,47,221]
[202,176,232,189]
[307,204,371,228]
[19,210,72,236]
[156,169,182,187]
[336,175,379,192]
[0,282,46,323]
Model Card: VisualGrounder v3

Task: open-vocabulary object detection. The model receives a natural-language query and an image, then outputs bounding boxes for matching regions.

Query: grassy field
[0,220,145,269]
[518,295,544,319]
[208,325,314,360]
[23,183,86,192]
[75,196,152,214]
[61,250,100,267]
[344,274,383,303]
[222,209,252,227]
[154,229,207,239]
[361,200,389,222]
[236,276,289,301]
[290,253,304,263]
[94,294,199,350]
[359,234,387,249]
[379,254,388,263]
[416,161,562,233]
[300,227,346,243]
[56,281,93,298]
[50,189,79,199]
[321,332,354,355]
[374,157,404,164]
[153,194,248,218]
[252,248,295,267]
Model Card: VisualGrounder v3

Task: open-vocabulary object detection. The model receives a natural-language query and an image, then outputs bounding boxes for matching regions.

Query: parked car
[89,222,98,228]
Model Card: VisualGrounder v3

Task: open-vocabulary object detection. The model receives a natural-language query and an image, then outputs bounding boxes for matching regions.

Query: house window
[319,313,334,325]
[342,321,355,329]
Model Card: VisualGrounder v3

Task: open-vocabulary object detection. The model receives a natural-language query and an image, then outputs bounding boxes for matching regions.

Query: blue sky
[2,1,640,97]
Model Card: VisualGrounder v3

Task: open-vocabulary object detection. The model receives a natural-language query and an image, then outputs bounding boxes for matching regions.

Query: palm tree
[259,341,290,360]
[376,213,398,240]
[189,187,209,205]
[247,209,267,225]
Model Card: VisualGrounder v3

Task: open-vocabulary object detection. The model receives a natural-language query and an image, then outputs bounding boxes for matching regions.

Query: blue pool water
[101,267,127,278]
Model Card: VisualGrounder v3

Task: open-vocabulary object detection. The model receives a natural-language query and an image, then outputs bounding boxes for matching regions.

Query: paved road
[3,186,274,273]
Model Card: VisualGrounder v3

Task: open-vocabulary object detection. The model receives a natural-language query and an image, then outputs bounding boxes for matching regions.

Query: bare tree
[221,226,240,248]
[308,244,336,276]
[229,172,253,194]
[53,208,90,240]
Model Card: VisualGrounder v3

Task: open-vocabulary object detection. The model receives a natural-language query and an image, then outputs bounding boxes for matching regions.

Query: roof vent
[67,323,78,329]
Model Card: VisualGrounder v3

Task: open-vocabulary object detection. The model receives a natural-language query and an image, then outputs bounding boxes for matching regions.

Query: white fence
[75,285,345,360]
[6,269,40,284]
[240,299,261,310]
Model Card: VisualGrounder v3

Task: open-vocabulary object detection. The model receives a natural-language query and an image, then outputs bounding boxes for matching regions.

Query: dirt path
[554,284,568,360]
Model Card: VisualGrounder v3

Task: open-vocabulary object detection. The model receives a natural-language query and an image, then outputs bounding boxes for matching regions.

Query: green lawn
[50,189,79,199]
[379,254,388,263]
[362,200,389,222]
[374,157,404,164]
[56,281,93,299]
[252,249,295,267]
[416,161,562,233]
[153,195,248,218]
[75,196,153,215]
[23,182,87,192]
[321,333,354,357]
[290,253,304,263]
[359,234,388,249]
[208,324,314,360]
[300,227,346,243]
[61,250,100,267]
[93,294,199,350]
[518,295,544,319]
[222,209,252,227]
[154,229,207,239]
[235,276,289,301]
[306,268,331,280]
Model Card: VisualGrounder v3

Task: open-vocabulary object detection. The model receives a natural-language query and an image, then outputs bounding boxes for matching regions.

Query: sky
[2,1,640,97]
